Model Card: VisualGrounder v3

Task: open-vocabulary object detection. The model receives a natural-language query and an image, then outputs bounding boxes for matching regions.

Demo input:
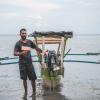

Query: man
[14,28,42,98]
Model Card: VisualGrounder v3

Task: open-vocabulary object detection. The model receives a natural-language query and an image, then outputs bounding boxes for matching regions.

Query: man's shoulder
[27,39,36,45]
[15,40,21,45]
[27,39,33,43]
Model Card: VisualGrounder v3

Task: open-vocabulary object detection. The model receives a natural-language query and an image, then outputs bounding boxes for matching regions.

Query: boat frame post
[42,36,45,67]
[61,37,65,68]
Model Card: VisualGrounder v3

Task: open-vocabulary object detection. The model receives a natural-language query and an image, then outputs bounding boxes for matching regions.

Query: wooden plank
[33,41,61,44]
[36,37,61,41]
[33,37,68,44]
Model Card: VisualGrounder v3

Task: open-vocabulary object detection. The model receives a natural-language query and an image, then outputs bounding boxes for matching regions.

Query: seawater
[0,34,100,100]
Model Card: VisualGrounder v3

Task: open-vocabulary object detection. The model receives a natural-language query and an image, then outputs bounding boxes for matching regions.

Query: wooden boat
[29,31,73,90]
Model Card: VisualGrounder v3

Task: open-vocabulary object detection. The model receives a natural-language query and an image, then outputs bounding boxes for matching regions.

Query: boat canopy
[29,31,73,44]
[29,31,73,68]
[29,31,73,38]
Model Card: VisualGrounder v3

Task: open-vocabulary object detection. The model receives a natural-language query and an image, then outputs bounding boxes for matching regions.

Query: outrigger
[29,31,73,90]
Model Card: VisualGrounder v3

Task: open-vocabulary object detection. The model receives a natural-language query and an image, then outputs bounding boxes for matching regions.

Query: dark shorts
[19,60,37,80]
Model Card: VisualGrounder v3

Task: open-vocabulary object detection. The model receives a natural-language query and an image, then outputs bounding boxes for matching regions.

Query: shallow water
[0,35,100,100]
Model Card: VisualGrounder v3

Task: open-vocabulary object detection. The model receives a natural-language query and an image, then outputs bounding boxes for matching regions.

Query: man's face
[20,31,27,40]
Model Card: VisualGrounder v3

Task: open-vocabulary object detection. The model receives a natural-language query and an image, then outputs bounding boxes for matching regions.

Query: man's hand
[36,48,42,53]
[20,51,28,55]
[14,51,28,56]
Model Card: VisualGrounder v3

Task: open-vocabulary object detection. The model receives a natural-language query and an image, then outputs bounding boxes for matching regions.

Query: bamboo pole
[42,36,45,68]
[60,37,65,68]
[57,42,61,55]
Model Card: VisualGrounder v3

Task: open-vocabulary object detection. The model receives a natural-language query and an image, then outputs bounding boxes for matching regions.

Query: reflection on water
[21,76,68,100]
[42,92,68,100]
[21,81,68,100]
[35,76,68,100]
[22,93,68,100]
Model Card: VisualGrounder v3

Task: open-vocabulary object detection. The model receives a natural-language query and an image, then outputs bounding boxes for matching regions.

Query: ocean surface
[0,34,100,100]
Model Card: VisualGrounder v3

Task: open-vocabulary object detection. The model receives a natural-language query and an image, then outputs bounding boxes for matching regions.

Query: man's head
[20,28,27,40]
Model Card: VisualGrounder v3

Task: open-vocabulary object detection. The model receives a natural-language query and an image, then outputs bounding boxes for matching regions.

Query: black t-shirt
[14,39,36,62]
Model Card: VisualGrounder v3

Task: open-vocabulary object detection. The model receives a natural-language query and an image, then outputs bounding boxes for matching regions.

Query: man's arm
[30,40,42,53]
[35,47,42,53]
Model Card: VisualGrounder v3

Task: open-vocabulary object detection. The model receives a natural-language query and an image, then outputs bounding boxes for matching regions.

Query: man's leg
[19,62,28,97]
[28,64,37,95]
[31,80,36,95]
[23,80,28,97]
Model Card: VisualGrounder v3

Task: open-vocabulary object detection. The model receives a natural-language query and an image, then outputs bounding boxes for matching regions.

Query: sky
[0,0,100,35]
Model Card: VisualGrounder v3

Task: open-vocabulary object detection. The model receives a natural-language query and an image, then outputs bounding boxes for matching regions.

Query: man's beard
[21,36,26,40]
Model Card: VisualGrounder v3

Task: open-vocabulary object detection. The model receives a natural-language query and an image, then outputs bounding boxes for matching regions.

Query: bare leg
[23,80,28,97]
[31,80,36,95]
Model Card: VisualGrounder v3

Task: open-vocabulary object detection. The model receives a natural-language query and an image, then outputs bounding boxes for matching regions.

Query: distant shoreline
[75,34,100,36]
[0,34,18,36]
[0,34,100,36]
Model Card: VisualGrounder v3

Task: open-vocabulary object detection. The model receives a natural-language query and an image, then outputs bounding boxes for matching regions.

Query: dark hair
[20,28,27,34]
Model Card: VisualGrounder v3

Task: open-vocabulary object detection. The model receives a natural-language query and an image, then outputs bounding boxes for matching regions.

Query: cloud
[0,12,20,19]
[71,0,99,7]
[0,0,60,13]
[0,0,100,34]
[0,0,61,21]
[0,0,33,6]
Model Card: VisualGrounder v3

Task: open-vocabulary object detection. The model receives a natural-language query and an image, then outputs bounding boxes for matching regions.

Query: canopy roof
[29,31,73,38]
[29,31,73,44]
